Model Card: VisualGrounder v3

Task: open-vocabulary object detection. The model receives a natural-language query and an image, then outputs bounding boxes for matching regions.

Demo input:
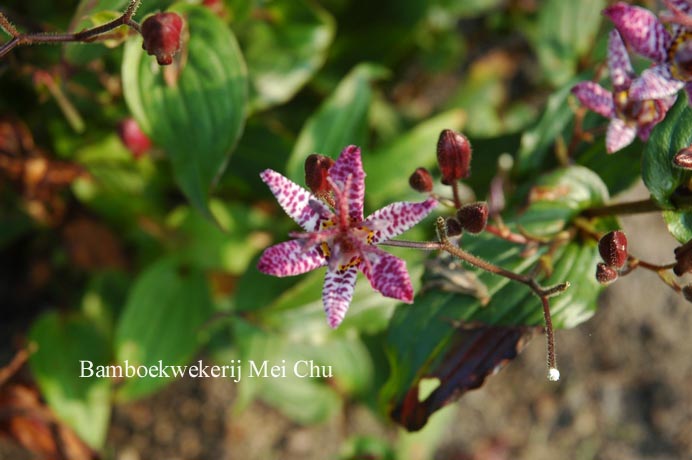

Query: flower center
[670,31,692,81]
[317,220,375,272]
[614,90,660,126]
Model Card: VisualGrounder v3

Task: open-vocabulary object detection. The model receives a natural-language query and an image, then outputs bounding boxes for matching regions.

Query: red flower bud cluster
[141,12,184,66]
[595,230,628,285]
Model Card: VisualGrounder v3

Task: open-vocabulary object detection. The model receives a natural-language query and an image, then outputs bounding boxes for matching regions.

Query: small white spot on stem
[548,367,561,382]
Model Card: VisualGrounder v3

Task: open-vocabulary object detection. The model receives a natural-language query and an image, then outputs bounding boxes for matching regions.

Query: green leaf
[29,312,111,448]
[431,0,503,17]
[285,63,389,183]
[122,3,248,216]
[114,258,213,400]
[72,134,161,225]
[165,200,270,274]
[243,0,335,111]
[516,165,610,237]
[382,165,612,428]
[231,319,341,424]
[576,134,643,196]
[529,0,605,86]
[515,78,577,176]
[642,94,692,242]
[363,109,466,207]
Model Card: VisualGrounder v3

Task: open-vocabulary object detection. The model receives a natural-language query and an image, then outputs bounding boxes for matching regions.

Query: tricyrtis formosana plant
[2,0,692,454]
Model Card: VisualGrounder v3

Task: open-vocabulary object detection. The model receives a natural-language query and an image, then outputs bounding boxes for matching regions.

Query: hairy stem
[434,217,566,380]
[0,0,142,58]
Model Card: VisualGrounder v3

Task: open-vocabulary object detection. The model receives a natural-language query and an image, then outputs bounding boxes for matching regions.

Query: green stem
[582,198,661,218]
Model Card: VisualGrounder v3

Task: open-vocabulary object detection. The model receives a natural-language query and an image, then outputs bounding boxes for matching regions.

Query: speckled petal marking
[323,266,358,328]
[604,3,672,63]
[608,30,634,92]
[327,145,365,222]
[606,118,638,154]
[363,198,438,244]
[257,240,327,277]
[360,248,413,303]
[260,169,331,232]
[571,82,616,118]
[629,65,684,100]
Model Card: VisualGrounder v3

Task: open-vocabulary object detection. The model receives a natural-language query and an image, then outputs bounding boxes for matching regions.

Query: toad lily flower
[603,1,692,101]
[257,145,437,328]
[572,30,675,153]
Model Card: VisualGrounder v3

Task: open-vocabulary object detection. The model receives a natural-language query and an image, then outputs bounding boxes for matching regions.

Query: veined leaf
[122,3,248,216]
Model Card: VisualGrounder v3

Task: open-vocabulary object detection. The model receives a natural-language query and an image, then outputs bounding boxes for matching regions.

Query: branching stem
[381,218,568,380]
[0,0,142,58]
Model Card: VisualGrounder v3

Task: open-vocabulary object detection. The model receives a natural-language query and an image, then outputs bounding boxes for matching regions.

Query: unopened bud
[117,118,151,159]
[141,12,184,65]
[598,230,628,269]
[673,146,692,170]
[445,217,463,237]
[456,202,488,234]
[595,262,619,285]
[674,239,692,276]
[436,129,471,185]
[409,167,434,193]
[305,154,334,197]
[682,285,692,303]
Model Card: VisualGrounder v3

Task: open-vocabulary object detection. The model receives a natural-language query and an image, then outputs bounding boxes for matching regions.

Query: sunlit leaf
[29,312,111,448]
[114,258,213,400]
[243,0,335,110]
[285,63,388,183]
[122,3,248,216]
[642,94,692,242]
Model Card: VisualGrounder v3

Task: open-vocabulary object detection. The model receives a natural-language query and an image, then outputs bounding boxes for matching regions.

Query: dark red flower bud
[436,129,471,185]
[456,202,488,234]
[683,285,692,303]
[595,262,618,285]
[141,12,184,66]
[117,118,151,159]
[674,239,692,276]
[598,230,628,269]
[305,154,334,197]
[445,217,463,237]
[673,146,692,169]
[409,167,434,193]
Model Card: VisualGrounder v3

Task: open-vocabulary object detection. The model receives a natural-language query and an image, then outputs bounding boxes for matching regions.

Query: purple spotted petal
[606,118,637,154]
[604,3,672,63]
[666,0,692,14]
[323,266,358,328]
[328,145,365,222]
[260,169,332,232]
[629,65,684,100]
[608,30,634,92]
[571,82,616,118]
[364,197,438,244]
[360,248,414,303]
[257,240,327,276]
